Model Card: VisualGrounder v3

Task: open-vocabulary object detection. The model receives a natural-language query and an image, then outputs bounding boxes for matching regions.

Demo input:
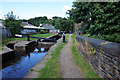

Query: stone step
[14,41,37,53]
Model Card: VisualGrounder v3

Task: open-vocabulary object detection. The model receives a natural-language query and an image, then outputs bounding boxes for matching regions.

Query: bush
[4,20,22,37]
[68,2,120,43]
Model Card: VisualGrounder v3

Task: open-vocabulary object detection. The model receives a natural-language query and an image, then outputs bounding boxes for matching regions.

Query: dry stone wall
[76,35,120,79]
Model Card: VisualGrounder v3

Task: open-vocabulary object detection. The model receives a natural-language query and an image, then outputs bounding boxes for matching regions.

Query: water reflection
[41,48,45,52]
[34,48,39,52]
[1,47,48,78]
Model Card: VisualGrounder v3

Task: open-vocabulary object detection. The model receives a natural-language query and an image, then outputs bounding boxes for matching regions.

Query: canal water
[1,47,48,78]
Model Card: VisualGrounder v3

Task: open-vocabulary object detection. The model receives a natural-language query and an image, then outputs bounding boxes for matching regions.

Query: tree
[55,17,73,32]
[28,16,73,33]
[52,16,59,20]
[68,2,120,43]
[4,11,22,37]
[55,17,63,30]
[4,21,22,36]
[50,16,59,26]
[28,16,49,26]
[4,11,19,20]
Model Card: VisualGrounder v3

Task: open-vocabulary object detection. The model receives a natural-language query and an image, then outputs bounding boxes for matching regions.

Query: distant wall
[0,26,12,41]
[76,35,120,79]
[21,29,37,34]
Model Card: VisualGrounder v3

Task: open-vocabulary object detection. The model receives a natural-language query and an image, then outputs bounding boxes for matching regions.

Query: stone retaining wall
[1,46,15,62]
[76,35,120,79]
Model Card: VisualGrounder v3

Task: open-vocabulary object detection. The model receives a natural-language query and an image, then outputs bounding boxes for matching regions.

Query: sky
[0,0,74,20]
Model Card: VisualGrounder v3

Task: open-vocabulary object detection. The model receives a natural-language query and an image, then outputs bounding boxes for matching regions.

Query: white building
[21,22,42,34]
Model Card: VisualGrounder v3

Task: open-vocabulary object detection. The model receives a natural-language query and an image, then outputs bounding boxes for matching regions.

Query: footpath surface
[60,34,84,78]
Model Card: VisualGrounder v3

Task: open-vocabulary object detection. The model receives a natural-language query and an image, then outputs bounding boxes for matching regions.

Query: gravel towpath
[60,34,84,78]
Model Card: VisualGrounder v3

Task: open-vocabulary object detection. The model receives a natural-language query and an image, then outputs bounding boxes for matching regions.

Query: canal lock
[1,34,62,78]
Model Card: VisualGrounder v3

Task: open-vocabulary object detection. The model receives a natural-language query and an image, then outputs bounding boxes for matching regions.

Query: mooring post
[27,34,30,41]
[63,32,65,43]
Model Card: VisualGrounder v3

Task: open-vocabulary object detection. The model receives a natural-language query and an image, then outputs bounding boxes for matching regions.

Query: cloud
[62,5,72,13]
[0,15,5,20]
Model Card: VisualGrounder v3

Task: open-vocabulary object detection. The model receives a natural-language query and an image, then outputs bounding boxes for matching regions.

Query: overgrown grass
[71,34,101,79]
[83,34,104,40]
[0,33,56,50]
[36,34,69,78]
[31,33,56,38]
[2,37,27,46]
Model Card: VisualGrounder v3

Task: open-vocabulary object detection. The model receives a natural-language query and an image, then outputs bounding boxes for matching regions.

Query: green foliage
[4,20,22,36]
[28,16,74,33]
[4,11,19,20]
[38,43,63,78]
[55,17,63,30]
[68,2,120,43]
[31,33,56,38]
[28,16,59,26]
[2,37,27,48]
[4,11,22,36]
[28,16,49,26]
[55,17,74,32]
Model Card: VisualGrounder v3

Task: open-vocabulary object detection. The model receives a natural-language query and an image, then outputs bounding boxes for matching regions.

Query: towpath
[60,34,84,78]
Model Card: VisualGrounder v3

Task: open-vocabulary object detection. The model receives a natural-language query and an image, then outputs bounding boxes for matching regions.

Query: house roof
[23,25,43,29]
[42,24,56,30]
[21,22,29,25]
[21,22,56,30]
[22,22,43,29]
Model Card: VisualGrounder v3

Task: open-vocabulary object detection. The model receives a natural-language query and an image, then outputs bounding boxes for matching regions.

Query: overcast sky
[0,0,74,20]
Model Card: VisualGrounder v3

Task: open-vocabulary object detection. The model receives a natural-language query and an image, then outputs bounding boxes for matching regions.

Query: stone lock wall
[76,35,120,79]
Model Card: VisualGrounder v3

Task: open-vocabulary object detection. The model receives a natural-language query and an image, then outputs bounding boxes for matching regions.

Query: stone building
[0,20,12,42]
[40,24,59,33]
[21,22,41,34]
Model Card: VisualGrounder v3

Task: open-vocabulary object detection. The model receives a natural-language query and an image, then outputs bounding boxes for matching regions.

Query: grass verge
[31,33,56,38]
[36,34,69,78]
[71,34,101,79]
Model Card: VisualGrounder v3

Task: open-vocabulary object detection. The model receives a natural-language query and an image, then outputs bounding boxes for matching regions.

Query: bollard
[27,34,30,41]
[63,34,65,43]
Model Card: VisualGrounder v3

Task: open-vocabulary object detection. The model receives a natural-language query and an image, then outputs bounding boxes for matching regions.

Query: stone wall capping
[76,35,120,57]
